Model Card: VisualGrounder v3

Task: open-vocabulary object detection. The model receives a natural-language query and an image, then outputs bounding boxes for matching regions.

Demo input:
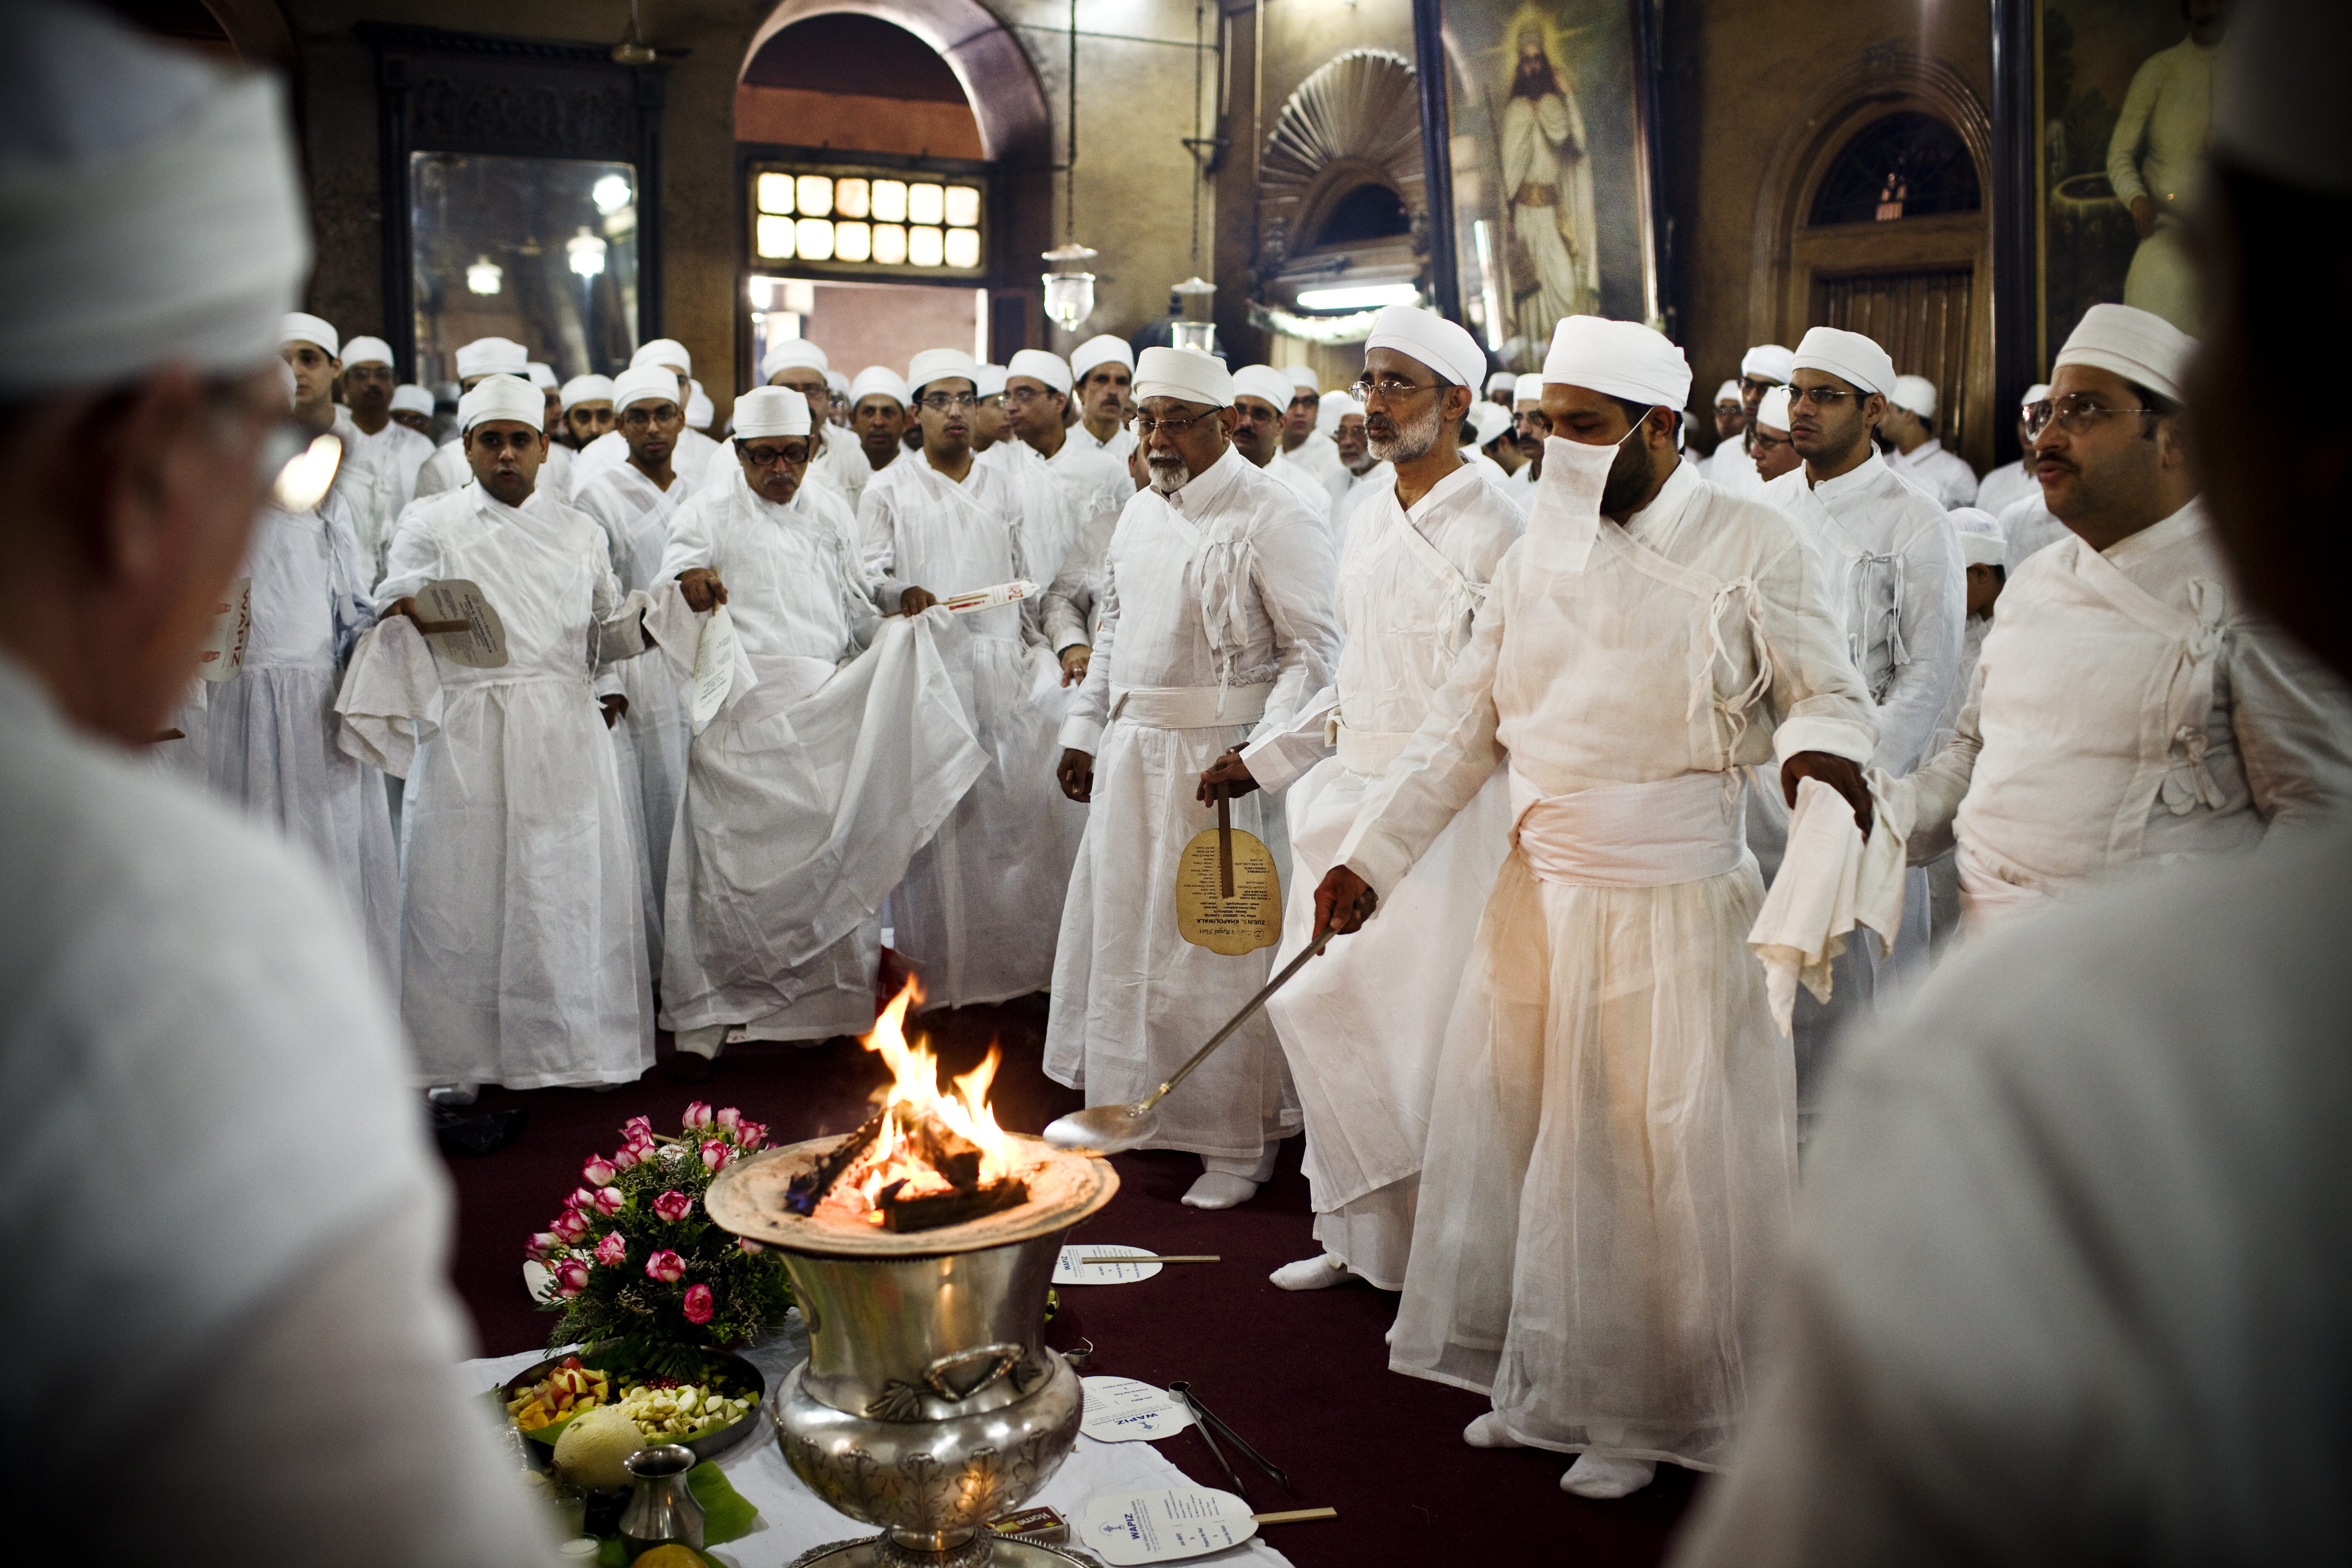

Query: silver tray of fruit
[498,1340,766,1470]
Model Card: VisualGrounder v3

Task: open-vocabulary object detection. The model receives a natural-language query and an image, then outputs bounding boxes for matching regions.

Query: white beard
[1148,460,1191,495]
[1367,400,1443,465]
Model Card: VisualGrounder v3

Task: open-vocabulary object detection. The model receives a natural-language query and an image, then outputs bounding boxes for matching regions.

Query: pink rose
[646,1249,686,1284]
[553,1260,589,1297]
[652,1189,693,1223]
[593,1231,628,1267]
[526,1231,560,1261]
[683,1101,714,1131]
[682,1283,715,1326]
[608,1143,640,1171]
[565,1186,599,1212]
[583,1155,619,1186]
[622,1114,652,1142]
[737,1121,767,1153]
[699,1138,734,1172]
[550,1209,591,1244]
[715,1106,742,1132]
[736,1236,765,1255]
[622,1134,658,1167]
[590,1186,627,1217]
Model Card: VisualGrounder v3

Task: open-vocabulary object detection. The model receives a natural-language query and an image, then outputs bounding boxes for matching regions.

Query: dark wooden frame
[1411,0,1463,326]
[1988,0,2036,465]
[357,23,671,381]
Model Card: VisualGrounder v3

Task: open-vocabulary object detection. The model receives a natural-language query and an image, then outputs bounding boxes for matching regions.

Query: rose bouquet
[529,1103,792,1378]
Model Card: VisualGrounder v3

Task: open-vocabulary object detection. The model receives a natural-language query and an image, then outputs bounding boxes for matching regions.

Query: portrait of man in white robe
[1501,14,1599,343]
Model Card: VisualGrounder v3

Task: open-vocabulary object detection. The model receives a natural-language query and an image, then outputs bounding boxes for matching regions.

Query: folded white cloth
[1748,772,1914,1033]
[332,616,441,777]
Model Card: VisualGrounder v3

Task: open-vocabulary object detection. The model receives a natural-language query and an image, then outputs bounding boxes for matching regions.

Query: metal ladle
[1043,929,1334,1154]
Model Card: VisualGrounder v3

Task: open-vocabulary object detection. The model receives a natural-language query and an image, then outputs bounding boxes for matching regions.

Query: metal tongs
[1168,1380,1293,1496]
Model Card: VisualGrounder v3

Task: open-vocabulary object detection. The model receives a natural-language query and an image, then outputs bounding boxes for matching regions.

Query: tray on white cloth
[463,1334,1292,1568]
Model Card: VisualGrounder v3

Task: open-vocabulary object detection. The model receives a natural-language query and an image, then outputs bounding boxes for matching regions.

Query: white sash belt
[720,654,839,727]
[1956,840,2057,936]
[1109,681,1272,730]
[1509,768,1746,888]
[1336,722,1416,777]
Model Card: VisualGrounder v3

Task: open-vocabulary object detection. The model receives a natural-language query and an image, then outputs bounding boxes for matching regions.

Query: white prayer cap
[526,361,557,391]
[342,335,394,369]
[391,384,435,416]
[1006,348,1073,394]
[848,366,909,408]
[458,374,544,433]
[1465,401,1513,448]
[0,2,309,396]
[686,381,715,428]
[2021,382,2050,408]
[2053,302,2194,403]
[1740,344,1795,384]
[1757,385,1793,432]
[1134,346,1233,408]
[1486,370,1518,395]
[561,373,614,410]
[1231,364,1297,412]
[1315,390,1354,436]
[279,312,338,358]
[1712,379,1741,406]
[1366,304,1487,389]
[733,385,810,439]
[972,362,1008,399]
[2215,0,2352,194]
[454,337,529,380]
[762,337,829,382]
[610,364,679,412]
[826,369,850,397]
[1890,375,1938,419]
[1513,373,1544,404]
[1282,364,1321,392]
[632,338,691,376]
[1542,315,1693,408]
[1792,327,1895,397]
[1072,334,1135,379]
[1950,506,2007,567]
[906,348,978,400]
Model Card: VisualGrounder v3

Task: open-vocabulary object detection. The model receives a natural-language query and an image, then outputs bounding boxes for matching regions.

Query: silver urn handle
[923,1341,1027,1403]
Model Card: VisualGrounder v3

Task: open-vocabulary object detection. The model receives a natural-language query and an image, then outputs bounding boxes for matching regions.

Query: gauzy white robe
[1341,449,1877,1472]
[991,436,1127,616]
[1046,445,1340,1161]
[1040,505,1119,658]
[1285,428,1346,490]
[572,461,697,969]
[1669,819,2352,1564]
[573,425,727,495]
[1242,465,1522,1287]
[860,452,1083,1008]
[1886,436,1980,509]
[1901,499,2352,934]
[1323,460,1390,540]
[354,417,434,513]
[1999,493,2071,573]
[324,409,403,588]
[1974,455,2037,520]
[1062,419,1137,469]
[1263,449,1331,516]
[1922,610,1994,946]
[362,483,655,1088]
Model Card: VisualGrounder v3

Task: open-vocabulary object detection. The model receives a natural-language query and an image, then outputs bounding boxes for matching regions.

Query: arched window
[1315,183,1411,247]
[1809,111,1980,227]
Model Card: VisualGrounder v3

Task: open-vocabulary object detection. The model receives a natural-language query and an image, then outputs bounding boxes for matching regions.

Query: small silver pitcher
[619,1444,705,1558]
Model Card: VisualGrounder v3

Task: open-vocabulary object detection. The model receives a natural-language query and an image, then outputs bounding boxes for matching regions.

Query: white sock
[1269,1254,1349,1291]
[1182,1171,1261,1209]
[1462,1412,1523,1449]
[1559,1454,1656,1499]
[675,1024,727,1060]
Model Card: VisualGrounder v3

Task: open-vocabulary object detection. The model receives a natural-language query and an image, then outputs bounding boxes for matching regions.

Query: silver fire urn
[704,1132,1117,1568]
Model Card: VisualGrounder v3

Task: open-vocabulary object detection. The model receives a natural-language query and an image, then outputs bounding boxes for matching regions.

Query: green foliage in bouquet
[528,1103,791,1381]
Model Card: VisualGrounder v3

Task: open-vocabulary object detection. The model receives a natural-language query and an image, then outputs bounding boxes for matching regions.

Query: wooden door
[1813,266,1975,457]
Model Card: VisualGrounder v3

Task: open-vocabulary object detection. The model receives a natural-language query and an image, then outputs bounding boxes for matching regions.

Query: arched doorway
[735,0,1051,385]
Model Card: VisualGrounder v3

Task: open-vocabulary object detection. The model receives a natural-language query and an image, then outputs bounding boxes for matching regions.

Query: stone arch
[741,0,1051,164]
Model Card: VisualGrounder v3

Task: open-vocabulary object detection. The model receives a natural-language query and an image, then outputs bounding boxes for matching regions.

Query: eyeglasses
[1789,385,1857,407]
[1003,386,1060,405]
[1351,375,1442,403]
[1132,410,1218,438]
[915,392,979,413]
[621,405,680,428]
[2022,394,2164,439]
[1751,430,1793,449]
[1738,375,1782,397]
[738,441,810,467]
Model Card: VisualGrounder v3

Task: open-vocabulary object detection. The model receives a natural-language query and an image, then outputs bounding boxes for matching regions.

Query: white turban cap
[454,337,528,380]
[278,313,337,358]
[610,364,680,412]
[1072,335,1135,378]
[632,338,691,376]
[0,2,309,396]
[342,335,393,369]
[1366,304,1487,390]
[459,374,544,433]
[686,382,715,428]
[1950,506,2007,567]
[1713,379,1741,406]
[972,362,1008,399]
[2053,302,2194,404]
[1756,385,1793,431]
[1486,371,1519,395]
[391,384,435,415]
[906,348,978,401]
[826,369,850,397]
[1315,391,1353,436]
[1230,364,1297,413]
[1007,348,1073,394]
[2021,382,2050,408]
[1889,375,1938,419]
[526,362,557,391]
[1464,401,1514,448]
[1282,364,1320,393]
[848,366,910,408]
[2215,0,2351,195]
[1793,328,1896,397]
[1543,316,1693,409]
[762,338,829,382]
[560,373,614,410]
[733,385,811,439]
[1513,373,1544,404]
[1739,344,1795,384]
[1134,346,1233,408]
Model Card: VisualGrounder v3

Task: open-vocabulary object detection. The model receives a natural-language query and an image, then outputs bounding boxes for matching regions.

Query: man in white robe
[1066,334,1139,467]
[1500,372,1548,503]
[1319,396,1388,537]
[1899,303,2352,935]
[1746,385,1803,488]
[1312,316,1880,1498]
[279,314,400,581]
[0,8,560,1557]
[410,335,530,500]
[1697,379,1743,483]
[1279,364,1345,487]
[762,339,859,499]
[1883,374,1981,508]
[1047,347,1340,1210]
[1921,507,2007,946]
[1217,307,1521,1292]
[1714,344,1793,500]
[1040,444,1146,690]
[825,365,910,518]
[990,348,1127,611]
[343,375,655,1095]
[572,339,728,492]
[340,335,433,516]
[560,373,616,451]
[390,382,436,436]
[2106,0,2229,332]
[527,362,577,500]
[861,348,1082,1008]
[1460,400,1520,496]
[1671,13,2352,1550]
[1233,362,1334,513]
[1973,381,2047,518]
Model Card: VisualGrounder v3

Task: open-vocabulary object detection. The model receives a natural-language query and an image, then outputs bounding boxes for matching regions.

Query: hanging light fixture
[465,255,504,296]
[567,227,608,279]
[592,174,634,216]
[1170,276,1217,354]
[1040,0,1096,335]
[610,0,655,64]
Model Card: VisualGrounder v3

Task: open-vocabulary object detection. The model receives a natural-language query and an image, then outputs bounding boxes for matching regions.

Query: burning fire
[818,980,1018,1225]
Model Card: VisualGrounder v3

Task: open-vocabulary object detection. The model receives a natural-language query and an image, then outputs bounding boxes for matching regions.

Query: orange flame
[817,979,1018,1224]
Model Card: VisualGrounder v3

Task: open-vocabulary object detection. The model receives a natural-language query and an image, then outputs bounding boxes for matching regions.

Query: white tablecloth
[465,1329,1292,1567]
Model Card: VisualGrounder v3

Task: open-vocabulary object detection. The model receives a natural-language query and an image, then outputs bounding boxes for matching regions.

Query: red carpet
[437,996,1699,1564]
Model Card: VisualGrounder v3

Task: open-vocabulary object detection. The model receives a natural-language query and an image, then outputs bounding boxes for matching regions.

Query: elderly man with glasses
[1046,346,1339,1212]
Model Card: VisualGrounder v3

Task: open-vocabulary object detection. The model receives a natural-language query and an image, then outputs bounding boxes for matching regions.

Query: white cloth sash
[1108,681,1272,730]
[2070,540,2229,815]
[1506,767,1746,887]
[723,655,840,727]
[1956,839,2058,934]
[1336,722,1415,777]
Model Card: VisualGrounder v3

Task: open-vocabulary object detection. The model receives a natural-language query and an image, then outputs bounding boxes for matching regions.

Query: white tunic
[1669,819,2352,1564]
[353,417,433,516]
[1974,455,2037,519]
[1040,505,1119,656]
[991,436,1128,619]
[1999,493,2071,573]
[412,434,570,505]
[1264,449,1331,515]
[1063,419,1137,468]
[1285,428,1346,489]
[1339,453,1877,1471]
[1045,445,1340,1160]
[325,409,404,585]
[573,425,727,494]
[369,483,655,1088]
[1886,436,1980,509]
[1904,500,2352,932]
[1242,466,1522,1287]
[859,453,1085,1007]
[1324,461,1391,540]
[820,435,896,519]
